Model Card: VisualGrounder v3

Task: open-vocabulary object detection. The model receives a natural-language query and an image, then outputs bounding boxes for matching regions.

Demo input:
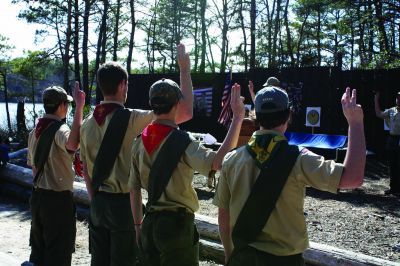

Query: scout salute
[26,83,85,266]
[213,87,366,265]
[129,79,244,266]
[80,44,193,266]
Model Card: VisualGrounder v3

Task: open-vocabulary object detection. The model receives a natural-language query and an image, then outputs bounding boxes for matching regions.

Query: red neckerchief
[93,103,122,125]
[35,118,57,138]
[142,123,175,155]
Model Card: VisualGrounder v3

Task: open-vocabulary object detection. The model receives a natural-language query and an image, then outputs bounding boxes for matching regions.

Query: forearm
[130,189,143,225]
[218,208,233,263]
[212,117,243,170]
[82,163,93,200]
[66,107,83,151]
[176,69,193,124]
[374,99,385,118]
[339,122,366,189]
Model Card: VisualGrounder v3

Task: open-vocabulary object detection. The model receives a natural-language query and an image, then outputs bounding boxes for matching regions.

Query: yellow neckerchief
[246,132,287,168]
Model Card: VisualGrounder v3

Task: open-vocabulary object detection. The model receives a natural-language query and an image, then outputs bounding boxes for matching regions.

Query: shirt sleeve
[294,149,343,193]
[54,125,71,151]
[382,109,391,119]
[131,109,154,135]
[212,156,231,209]
[27,130,34,167]
[128,141,142,191]
[79,125,87,164]
[183,140,216,177]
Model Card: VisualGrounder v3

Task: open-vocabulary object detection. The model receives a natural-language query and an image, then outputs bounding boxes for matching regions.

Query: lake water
[0,102,44,130]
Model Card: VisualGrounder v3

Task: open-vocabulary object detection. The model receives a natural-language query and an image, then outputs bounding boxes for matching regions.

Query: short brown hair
[97,62,128,96]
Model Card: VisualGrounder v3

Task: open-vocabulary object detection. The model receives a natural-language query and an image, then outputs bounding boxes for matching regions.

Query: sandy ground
[0,194,220,266]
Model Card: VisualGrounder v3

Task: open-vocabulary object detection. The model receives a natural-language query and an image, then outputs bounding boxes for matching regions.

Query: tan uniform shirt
[80,101,153,194]
[27,114,74,192]
[383,107,400,135]
[129,119,216,213]
[213,130,344,256]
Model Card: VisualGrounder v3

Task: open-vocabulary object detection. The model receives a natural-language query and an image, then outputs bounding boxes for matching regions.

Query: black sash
[146,130,192,211]
[231,142,300,259]
[33,120,64,185]
[91,108,131,193]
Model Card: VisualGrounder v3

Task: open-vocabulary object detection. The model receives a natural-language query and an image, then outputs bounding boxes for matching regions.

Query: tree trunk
[271,0,281,67]
[220,0,228,73]
[317,7,321,66]
[100,0,109,64]
[1,71,12,133]
[94,0,109,104]
[199,0,207,73]
[357,2,366,67]
[374,0,389,56]
[194,0,199,72]
[73,0,81,85]
[239,0,248,72]
[127,0,136,74]
[112,0,121,61]
[83,0,91,105]
[296,13,309,66]
[283,0,294,67]
[63,0,73,92]
[367,0,374,63]
[206,29,216,73]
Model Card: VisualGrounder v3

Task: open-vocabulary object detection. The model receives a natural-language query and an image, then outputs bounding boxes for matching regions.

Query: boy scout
[213,87,366,265]
[129,80,244,266]
[27,83,85,266]
[80,44,193,266]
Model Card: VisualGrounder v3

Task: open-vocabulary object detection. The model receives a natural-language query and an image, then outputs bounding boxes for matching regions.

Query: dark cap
[255,86,290,114]
[42,86,73,107]
[149,78,183,108]
[263,77,280,87]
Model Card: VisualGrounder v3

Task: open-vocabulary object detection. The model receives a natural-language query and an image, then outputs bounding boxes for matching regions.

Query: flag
[193,87,213,117]
[218,71,233,128]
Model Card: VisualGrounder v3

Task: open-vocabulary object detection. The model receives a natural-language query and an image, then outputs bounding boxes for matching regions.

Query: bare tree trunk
[63,0,73,92]
[249,0,256,70]
[296,13,309,66]
[271,0,281,67]
[199,0,207,73]
[94,0,109,103]
[283,0,294,67]
[151,2,157,74]
[206,28,216,73]
[357,1,366,67]
[367,0,374,62]
[194,0,199,72]
[316,7,321,66]
[112,0,121,61]
[374,0,389,56]
[100,0,109,64]
[127,0,136,74]
[238,0,248,72]
[1,71,12,133]
[220,0,228,73]
[82,0,91,104]
[73,0,81,85]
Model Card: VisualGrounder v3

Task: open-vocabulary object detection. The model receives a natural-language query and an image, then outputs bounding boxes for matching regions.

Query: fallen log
[1,163,398,266]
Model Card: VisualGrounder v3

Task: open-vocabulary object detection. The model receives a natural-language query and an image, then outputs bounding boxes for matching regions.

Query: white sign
[305,107,321,127]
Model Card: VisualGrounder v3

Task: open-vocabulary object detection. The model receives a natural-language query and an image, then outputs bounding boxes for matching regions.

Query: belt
[147,207,193,215]
[33,187,72,196]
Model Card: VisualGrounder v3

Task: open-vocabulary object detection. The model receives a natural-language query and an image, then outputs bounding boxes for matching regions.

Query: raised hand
[341,87,363,125]
[230,83,245,120]
[177,43,190,73]
[73,81,86,109]
[248,80,255,103]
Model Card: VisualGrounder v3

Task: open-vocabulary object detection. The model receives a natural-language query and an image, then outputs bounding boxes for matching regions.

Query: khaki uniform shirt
[383,107,400,135]
[129,119,216,213]
[27,114,74,192]
[80,101,153,194]
[213,130,344,256]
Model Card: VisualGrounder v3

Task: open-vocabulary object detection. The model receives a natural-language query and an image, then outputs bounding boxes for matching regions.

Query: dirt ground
[0,155,399,265]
